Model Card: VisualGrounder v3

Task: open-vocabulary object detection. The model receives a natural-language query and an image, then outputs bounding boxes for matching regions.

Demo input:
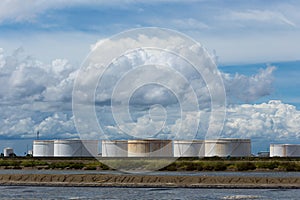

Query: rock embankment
[0,174,300,188]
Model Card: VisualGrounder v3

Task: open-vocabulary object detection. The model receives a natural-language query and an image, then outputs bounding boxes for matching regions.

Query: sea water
[0,186,299,199]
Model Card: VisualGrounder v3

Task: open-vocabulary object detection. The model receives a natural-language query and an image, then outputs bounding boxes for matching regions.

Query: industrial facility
[102,138,251,158]
[270,144,300,157]
[31,139,300,158]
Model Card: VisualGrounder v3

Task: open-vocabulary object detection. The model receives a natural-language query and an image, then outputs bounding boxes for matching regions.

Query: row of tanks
[33,140,98,157]
[102,139,251,158]
[33,138,252,158]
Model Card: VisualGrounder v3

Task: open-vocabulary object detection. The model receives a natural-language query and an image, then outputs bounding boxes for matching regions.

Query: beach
[0,173,299,189]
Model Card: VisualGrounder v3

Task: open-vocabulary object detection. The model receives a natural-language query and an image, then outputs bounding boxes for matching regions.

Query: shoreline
[0,174,299,189]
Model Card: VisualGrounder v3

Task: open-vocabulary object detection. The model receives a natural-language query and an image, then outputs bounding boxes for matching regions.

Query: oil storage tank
[149,139,172,157]
[33,140,54,157]
[3,147,14,157]
[128,139,172,157]
[270,144,286,157]
[205,139,251,157]
[54,140,98,157]
[101,140,128,157]
[285,144,300,157]
[173,140,205,157]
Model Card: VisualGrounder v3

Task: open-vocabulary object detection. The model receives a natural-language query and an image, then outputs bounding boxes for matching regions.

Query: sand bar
[0,174,300,188]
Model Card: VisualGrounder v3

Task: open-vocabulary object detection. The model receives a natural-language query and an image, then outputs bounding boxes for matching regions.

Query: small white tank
[101,140,128,157]
[3,147,14,157]
[33,140,54,157]
[27,150,33,155]
[54,140,98,157]
[173,140,205,157]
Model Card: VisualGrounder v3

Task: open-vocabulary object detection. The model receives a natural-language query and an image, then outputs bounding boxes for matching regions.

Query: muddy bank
[0,174,299,188]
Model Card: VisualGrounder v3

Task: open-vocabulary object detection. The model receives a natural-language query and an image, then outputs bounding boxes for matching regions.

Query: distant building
[257,151,270,157]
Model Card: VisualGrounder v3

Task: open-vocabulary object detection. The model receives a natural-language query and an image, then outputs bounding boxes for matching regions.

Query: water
[0,186,299,199]
[0,169,300,178]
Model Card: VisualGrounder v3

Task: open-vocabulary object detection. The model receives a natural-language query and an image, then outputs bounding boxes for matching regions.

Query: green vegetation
[0,157,300,171]
[160,158,300,172]
[235,162,256,171]
[255,161,279,170]
[21,160,48,167]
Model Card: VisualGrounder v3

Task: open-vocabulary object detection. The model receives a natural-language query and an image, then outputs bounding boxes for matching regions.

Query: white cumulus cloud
[223,66,276,103]
[0,43,299,144]
[223,100,300,140]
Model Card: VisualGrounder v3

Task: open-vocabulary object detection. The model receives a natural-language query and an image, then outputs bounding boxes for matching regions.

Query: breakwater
[0,174,299,188]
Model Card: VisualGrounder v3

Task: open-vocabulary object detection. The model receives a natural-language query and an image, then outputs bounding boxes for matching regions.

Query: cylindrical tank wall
[205,139,251,157]
[3,148,14,157]
[128,140,172,157]
[81,140,98,157]
[270,144,300,157]
[230,140,251,157]
[149,140,173,157]
[128,140,149,157]
[33,140,54,157]
[285,145,300,157]
[270,144,286,157]
[173,140,205,157]
[102,140,128,157]
[54,140,98,157]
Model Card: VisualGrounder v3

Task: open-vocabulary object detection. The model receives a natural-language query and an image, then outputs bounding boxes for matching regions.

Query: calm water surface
[0,186,299,199]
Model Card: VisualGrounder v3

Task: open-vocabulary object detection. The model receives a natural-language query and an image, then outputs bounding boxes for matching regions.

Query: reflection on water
[0,186,299,199]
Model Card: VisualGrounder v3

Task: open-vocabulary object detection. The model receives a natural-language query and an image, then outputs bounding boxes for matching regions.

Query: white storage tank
[102,140,128,157]
[128,139,172,157]
[54,140,98,157]
[173,140,205,157]
[270,144,286,157]
[33,140,54,157]
[205,139,251,157]
[149,139,173,157]
[3,147,14,157]
[285,144,300,157]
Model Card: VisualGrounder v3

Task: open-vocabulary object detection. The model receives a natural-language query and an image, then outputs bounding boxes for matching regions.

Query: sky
[0,0,300,155]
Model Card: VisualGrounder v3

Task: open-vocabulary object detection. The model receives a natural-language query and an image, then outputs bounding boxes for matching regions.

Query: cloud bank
[0,43,299,142]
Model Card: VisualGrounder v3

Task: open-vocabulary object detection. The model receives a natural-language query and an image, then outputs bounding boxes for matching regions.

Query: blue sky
[0,0,300,64]
[0,0,300,155]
